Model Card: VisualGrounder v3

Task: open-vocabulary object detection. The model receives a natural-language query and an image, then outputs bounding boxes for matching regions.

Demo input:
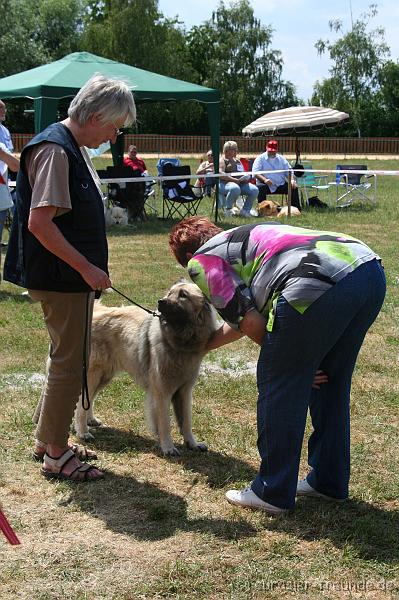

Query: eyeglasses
[108,122,124,137]
[112,124,124,136]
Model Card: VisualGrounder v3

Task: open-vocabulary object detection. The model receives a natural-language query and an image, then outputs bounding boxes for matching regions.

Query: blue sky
[158,0,399,101]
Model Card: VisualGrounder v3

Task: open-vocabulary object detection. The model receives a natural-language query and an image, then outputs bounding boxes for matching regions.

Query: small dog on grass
[104,205,129,227]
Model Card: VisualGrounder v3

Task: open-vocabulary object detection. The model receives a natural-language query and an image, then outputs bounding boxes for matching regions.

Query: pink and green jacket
[187,223,378,331]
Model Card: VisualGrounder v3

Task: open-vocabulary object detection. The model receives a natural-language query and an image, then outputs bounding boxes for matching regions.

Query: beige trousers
[30,290,95,447]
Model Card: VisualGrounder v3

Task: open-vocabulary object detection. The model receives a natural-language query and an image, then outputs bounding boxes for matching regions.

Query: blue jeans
[251,259,386,509]
[219,181,259,211]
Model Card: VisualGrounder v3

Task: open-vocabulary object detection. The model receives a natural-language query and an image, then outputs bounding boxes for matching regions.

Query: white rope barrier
[7,167,399,188]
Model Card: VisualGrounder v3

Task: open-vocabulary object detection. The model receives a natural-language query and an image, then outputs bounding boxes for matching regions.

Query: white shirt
[252,152,292,193]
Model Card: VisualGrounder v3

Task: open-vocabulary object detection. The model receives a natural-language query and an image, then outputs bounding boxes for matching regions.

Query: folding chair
[106,166,146,222]
[161,163,203,220]
[333,165,377,208]
[296,161,331,207]
[156,157,181,177]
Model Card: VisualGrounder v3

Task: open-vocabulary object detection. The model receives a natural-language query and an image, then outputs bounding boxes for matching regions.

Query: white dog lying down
[74,281,217,455]
[104,205,129,227]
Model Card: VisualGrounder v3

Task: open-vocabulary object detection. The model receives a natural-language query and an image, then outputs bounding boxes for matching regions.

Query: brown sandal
[33,442,97,462]
[41,449,104,482]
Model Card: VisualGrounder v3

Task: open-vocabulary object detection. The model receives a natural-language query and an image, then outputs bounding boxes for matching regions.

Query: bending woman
[169,216,386,514]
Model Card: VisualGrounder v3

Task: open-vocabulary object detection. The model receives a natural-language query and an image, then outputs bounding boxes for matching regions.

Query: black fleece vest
[3,123,108,292]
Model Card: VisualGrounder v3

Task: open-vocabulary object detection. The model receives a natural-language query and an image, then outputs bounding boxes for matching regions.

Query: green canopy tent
[0,52,220,213]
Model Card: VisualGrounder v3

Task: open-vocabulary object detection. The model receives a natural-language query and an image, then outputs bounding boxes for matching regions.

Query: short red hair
[169,216,222,267]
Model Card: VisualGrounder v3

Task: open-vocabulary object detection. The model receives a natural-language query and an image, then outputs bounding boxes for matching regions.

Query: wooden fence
[11,133,399,155]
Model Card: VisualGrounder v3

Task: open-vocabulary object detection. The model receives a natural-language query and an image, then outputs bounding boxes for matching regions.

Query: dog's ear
[197,299,213,324]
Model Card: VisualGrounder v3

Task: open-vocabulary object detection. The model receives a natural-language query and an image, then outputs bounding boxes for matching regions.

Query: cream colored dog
[104,205,129,227]
[74,281,217,455]
[277,205,301,218]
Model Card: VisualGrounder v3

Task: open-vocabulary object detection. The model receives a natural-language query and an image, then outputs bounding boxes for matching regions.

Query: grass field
[0,158,398,599]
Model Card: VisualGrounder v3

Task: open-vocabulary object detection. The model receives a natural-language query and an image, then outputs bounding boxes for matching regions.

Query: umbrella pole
[287,171,292,217]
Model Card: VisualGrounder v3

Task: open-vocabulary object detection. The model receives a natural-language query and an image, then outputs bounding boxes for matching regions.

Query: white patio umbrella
[242,106,349,215]
[242,105,349,136]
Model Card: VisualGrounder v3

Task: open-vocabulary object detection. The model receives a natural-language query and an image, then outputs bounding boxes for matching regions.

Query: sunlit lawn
[0,158,398,599]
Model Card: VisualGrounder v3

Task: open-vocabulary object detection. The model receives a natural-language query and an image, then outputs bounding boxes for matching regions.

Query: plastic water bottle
[335,165,341,184]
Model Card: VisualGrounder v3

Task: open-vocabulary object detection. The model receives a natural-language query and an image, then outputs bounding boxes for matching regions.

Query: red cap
[266,140,278,152]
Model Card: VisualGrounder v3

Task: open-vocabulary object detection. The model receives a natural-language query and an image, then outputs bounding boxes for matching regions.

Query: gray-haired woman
[4,74,136,481]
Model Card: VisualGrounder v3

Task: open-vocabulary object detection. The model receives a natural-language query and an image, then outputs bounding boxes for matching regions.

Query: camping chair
[296,161,331,207]
[156,157,181,201]
[161,163,204,220]
[332,165,377,208]
[156,157,181,179]
[106,166,146,222]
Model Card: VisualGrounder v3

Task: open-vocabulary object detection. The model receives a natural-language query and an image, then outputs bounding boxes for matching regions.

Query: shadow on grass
[269,497,399,563]
[64,471,256,542]
[88,426,258,489]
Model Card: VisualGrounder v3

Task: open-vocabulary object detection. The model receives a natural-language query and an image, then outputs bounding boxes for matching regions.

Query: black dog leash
[111,286,159,317]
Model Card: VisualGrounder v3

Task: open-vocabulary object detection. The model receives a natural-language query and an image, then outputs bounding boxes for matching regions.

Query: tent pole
[206,101,220,223]
[34,98,58,133]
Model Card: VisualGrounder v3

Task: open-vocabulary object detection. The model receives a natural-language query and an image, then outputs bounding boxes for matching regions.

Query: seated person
[194,149,215,197]
[252,140,300,209]
[219,140,258,217]
[123,145,147,175]
[123,144,154,196]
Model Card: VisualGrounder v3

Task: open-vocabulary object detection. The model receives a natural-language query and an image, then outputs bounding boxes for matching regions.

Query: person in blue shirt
[252,139,301,209]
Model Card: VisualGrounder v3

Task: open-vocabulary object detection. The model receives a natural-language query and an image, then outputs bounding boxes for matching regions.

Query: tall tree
[186,0,298,134]
[0,0,85,77]
[82,0,202,133]
[312,4,389,137]
[0,0,85,131]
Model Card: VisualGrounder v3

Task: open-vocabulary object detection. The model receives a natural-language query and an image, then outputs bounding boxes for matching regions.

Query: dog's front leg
[172,385,207,452]
[149,390,180,456]
[74,398,94,442]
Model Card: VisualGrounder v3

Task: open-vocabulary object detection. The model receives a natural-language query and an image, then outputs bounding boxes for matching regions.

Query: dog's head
[258,200,279,217]
[157,280,216,346]
[105,206,129,226]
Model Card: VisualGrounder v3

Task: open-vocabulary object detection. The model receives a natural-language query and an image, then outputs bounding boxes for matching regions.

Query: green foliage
[0,0,86,132]
[0,0,85,77]
[187,0,299,133]
[312,4,390,137]
[81,0,203,133]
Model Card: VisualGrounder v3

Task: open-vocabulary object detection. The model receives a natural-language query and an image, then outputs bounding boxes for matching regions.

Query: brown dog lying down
[74,280,217,456]
[257,200,301,218]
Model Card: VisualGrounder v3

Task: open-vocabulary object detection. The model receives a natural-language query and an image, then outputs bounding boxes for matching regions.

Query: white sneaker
[225,487,288,514]
[250,208,259,217]
[231,206,241,216]
[223,208,233,218]
[296,478,346,502]
[239,210,252,218]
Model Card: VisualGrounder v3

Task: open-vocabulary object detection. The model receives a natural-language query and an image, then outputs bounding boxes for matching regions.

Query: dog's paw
[186,441,208,452]
[162,445,181,457]
[87,416,103,427]
[78,431,95,442]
